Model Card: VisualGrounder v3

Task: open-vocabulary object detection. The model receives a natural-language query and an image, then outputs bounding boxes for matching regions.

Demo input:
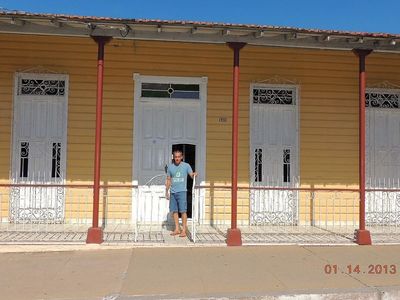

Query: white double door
[366,108,400,225]
[250,103,298,225]
[136,99,200,223]
[11,95,67,222]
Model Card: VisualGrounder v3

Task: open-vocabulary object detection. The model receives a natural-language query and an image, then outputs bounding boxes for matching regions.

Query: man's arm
[165,176,171,199]
[187,164,197,179]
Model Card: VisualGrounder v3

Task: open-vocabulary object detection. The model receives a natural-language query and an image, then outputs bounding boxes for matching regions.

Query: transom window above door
[366,89,400,109]
[252,86,296,105]
[141,82,200,99]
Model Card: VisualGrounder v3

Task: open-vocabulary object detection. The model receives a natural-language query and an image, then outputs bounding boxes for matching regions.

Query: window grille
[254,148,262,182]
[253,87,295,105]
[51,143,61,178]
[19,142,29,178]
[366,91,400,109]
[283,149,291,183]
[18,78,65,96]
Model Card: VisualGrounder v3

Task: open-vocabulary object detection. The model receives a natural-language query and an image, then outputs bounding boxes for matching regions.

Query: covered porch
[0,12,400,246]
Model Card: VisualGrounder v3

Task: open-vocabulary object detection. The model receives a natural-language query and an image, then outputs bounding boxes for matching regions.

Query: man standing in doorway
[166,149,197,237]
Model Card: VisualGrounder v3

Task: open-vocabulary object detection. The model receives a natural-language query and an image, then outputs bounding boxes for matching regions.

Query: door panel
[139,102,170,185]
[154,106,168,139]
[142,106,154,138]
[141,142,153,171]
[18,100,32,139]
[170,106,185,139]
[184,107,199,141]
[33,101,48,139]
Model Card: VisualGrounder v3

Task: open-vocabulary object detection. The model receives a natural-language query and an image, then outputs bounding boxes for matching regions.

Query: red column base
[86,227,103,244]
[354,229,372,245]
[226,228,242,246]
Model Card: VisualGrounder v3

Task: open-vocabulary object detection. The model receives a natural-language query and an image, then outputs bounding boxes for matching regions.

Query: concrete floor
[1,223,400,245]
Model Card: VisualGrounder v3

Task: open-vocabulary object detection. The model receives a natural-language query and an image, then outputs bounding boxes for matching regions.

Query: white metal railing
[134,174,168,242]
[0,183,137,243]
[190,178,400,244]
[250,176,301,226]
[366,177,400,231]
[191,180,361,244]
[0,184,92,242]
[1,175,400,244]
[191,175,197,242]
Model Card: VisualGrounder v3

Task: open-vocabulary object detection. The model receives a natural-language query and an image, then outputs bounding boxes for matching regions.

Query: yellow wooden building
[0,11,399,244]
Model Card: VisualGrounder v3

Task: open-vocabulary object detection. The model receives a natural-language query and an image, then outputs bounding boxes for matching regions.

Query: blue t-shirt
[167,162,193,193]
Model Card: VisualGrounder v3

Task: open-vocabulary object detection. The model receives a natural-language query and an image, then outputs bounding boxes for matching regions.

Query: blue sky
[0,0,399,34]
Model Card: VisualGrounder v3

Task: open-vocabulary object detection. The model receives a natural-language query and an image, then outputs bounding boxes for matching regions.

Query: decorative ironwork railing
[1,178,399,244]
[366,178,400,227]
[190,181,400,244]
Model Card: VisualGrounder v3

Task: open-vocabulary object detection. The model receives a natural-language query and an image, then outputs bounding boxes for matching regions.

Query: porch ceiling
[0,10,400,53]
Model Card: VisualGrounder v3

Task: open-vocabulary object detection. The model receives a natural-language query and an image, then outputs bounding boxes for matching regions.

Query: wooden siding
[1,33,400,222]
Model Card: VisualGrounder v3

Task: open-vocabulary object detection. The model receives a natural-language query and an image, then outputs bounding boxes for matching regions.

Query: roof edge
[0,10,398,39]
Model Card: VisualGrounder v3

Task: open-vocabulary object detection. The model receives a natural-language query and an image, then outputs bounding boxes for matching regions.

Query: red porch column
[352,48,372,245]
[87,36,112,244]
[226,42,246,246]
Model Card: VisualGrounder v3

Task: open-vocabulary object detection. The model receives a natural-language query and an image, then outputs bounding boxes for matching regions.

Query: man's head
[172,149,183,165]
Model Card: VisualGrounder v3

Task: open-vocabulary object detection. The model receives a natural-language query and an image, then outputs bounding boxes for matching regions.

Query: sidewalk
[0,244,400,299]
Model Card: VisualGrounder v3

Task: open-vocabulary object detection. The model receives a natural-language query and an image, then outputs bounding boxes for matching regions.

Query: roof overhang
[1,11,400,53]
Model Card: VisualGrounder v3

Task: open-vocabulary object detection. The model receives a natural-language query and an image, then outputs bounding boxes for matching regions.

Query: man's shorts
[169,191,187,213]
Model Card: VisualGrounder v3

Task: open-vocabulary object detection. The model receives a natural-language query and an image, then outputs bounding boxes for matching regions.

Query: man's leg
[180,212,187,237]
[169,193,180,235]
[172,212,180,235]
[178,191,188,237]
